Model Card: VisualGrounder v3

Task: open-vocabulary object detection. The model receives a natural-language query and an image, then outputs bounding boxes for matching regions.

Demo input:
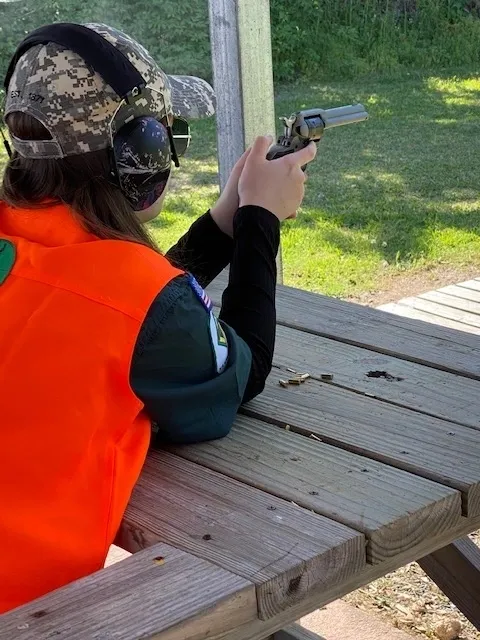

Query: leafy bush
[0,0,211,81]
[0,0,479,86]
[270,0,480,80]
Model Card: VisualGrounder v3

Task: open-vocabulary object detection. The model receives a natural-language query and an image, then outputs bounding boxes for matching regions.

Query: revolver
[266,103,368,163]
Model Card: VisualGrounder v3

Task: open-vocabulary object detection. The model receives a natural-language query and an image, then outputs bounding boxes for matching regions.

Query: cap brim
[168,74,216,119]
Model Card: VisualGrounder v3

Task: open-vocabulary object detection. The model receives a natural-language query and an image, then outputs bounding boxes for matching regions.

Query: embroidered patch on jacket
[209,312,229,373]
[0,240,15,285]
[187,273,213,312]
[215,316,228,347]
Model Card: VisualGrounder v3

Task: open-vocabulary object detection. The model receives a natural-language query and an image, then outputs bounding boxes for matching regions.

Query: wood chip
[320,373,334,381]
[309,434,322,442]
[395,603,411,615]
[288,378,302,385]
[279,380,289,388]
[286,367,297,373]
[300,373,310,381]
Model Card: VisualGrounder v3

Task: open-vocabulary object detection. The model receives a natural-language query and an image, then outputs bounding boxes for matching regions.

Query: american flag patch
[187,273,213,312]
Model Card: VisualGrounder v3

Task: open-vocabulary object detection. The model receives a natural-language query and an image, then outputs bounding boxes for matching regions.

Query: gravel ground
[344,532,480,640]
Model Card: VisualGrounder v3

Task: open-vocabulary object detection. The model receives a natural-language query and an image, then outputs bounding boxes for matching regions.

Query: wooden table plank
[272,324,480,431]
[118,451,365,620]
[208,273,480,378]
[171,416,462,564]
[214,514,480,640]
[0,543,256,640]
[245,375,480,516]
[418,537,480,629]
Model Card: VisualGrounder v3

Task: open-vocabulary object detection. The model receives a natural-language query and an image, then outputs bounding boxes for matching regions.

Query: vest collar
[0,201,95,247]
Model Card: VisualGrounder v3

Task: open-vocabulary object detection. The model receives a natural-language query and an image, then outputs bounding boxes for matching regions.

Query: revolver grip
[267,139,311,172]
[266,143,296,161]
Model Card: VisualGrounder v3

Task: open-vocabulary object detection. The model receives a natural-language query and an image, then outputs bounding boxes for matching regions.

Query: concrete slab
[301,600,415,640]
[105,544,131,566]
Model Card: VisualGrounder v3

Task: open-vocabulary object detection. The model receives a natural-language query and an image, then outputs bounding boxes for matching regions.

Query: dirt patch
[345,264,480,307]
[344,531,480,640]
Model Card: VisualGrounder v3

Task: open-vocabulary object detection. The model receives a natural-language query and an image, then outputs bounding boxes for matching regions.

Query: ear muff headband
[4,23,146,99]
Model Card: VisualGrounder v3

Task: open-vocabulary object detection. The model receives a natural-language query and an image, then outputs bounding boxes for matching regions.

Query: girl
[0,22,316,612]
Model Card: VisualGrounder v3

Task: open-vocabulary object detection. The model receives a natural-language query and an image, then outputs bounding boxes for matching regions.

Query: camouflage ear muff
[3,23,179,211]
[112,115,171,212]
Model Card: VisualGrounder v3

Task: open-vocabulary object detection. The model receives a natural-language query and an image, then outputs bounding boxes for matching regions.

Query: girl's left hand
[210,148,251,238]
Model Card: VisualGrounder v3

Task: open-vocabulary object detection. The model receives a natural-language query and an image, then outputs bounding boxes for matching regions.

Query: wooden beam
[208,0,283,280]
[208,0,276,188]
[208,0,245,192]
[418,537,480,629]
[237,0,276,150]
[274,623,326,640]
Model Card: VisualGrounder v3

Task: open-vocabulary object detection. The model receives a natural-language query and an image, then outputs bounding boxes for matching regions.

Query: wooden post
[207,0,244,194]
[236,0,276,150]
[208,0,283,281]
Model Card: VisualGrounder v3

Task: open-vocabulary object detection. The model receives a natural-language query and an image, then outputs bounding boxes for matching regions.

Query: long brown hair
[1,112,159,251]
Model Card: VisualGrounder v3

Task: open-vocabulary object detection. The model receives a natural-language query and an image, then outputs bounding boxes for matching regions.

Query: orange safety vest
[0,201,182,613]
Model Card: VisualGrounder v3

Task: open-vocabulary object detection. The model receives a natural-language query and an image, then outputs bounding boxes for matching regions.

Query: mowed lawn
[1,68,479,298]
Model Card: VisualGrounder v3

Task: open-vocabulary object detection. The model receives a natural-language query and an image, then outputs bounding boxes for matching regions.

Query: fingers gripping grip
[266,138,311,171]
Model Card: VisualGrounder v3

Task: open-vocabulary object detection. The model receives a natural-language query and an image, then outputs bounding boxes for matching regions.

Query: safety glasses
[171,117,191,157]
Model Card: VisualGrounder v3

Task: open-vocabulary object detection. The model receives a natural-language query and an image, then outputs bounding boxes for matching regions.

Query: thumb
[289,140,317,167]
[248,135,274,163]
[234,147,252,173]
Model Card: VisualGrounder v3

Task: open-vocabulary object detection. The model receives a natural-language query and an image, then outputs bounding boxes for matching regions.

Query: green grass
[2,67,480,298]
[156,67,480,297]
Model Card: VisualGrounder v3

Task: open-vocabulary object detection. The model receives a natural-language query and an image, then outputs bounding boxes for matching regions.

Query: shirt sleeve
[219,205,280,402]
[130,274,252,446]
[165,211,234,288]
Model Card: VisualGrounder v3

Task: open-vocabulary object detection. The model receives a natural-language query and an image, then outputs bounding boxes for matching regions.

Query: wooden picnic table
[2,273,480,640]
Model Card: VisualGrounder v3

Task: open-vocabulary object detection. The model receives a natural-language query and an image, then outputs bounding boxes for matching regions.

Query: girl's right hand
[238,135,317,221]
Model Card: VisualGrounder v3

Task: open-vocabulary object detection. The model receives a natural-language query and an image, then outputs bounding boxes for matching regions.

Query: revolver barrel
[317,103,368,129]
[289,103,368,141]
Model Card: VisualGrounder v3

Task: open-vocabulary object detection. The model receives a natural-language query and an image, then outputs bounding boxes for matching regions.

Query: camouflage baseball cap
[4,22,216,159]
